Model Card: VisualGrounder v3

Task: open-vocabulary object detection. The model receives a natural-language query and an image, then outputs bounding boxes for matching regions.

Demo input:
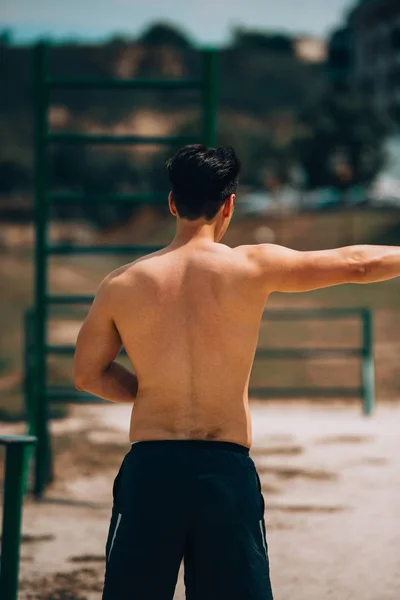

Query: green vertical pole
[23,309,34,434]
[202,49,218,147]
[33,43,51,497]
[361,309,375,416]
[22,309,34,493]
[0,439,36,600]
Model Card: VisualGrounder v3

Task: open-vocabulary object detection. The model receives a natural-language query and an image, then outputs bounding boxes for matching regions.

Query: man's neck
[171,219,219,248]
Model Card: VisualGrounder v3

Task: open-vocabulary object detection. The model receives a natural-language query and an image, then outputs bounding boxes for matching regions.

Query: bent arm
[249,244,400,293]
[73,277,138,403]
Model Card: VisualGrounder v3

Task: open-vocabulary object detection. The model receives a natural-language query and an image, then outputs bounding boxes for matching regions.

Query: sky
[0,0,356,45]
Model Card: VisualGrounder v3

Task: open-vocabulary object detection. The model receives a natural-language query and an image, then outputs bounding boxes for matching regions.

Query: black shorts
[102,440,273,600]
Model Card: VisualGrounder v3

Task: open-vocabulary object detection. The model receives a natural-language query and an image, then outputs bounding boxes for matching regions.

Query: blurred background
[1,2,400,599]
[1,0,400,419]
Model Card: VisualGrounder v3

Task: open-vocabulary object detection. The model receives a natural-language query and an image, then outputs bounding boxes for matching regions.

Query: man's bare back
[74,234,400,449]
[111,242,268,447]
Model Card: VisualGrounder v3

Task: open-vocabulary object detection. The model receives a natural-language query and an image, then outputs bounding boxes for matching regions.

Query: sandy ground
[2,400,400,600]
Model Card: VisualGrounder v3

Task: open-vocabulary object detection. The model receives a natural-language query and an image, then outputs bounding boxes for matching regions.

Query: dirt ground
[2,400,400,600]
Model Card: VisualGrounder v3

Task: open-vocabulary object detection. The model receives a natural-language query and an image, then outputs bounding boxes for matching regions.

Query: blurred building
[294,37,327,63]
[351,0,400,119]
[328,0,400,122]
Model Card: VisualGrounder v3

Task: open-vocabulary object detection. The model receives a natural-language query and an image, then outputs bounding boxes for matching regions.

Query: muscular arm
[248,244,400,293]
[73,276,138,403]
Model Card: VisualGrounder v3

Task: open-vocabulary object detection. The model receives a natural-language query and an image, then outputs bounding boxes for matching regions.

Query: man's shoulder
[102,262,134,285]
[102,251,166,291]
[232,244,299,285]
[233,243,282,263]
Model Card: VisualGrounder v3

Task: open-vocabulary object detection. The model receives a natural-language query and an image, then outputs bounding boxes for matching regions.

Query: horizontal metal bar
[256,348,361,358]
[43,301,369,337]
[47,244,164,255]
[47,386,362,402]
[47,295,94,304]
[42,298,369,326]
[47,385,363,402]
[46,345,128,357]
[50,191,167,204]
[47,133,197,145]
[248,387,362,398]
[264,308,368,320]
[46,345,75,356]
[46,77,202,90]
[40,298,370,322]
[45,344,360,359]
[0,435,37,446]
[47,389,107,403]
[39,298,368,326]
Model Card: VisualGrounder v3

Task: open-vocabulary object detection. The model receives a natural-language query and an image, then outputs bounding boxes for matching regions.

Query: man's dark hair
[166,144,241,221]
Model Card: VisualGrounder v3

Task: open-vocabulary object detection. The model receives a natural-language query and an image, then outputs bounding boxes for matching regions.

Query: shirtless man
[74,144,400,600]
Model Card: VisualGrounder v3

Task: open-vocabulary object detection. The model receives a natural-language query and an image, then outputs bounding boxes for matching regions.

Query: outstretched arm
[73,277,138,403]
[247,244,400,293]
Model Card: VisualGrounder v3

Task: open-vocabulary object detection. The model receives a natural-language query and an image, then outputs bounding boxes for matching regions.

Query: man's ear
[222,194,235,218]
[168,192,178,216]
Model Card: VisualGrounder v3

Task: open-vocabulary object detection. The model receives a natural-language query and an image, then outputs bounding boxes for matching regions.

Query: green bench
[0,435,37,600]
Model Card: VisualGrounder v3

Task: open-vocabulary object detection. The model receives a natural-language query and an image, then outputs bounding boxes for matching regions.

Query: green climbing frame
[31,42,219,497]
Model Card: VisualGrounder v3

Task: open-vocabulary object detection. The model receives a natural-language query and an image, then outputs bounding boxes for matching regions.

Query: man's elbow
[74,375,87,392]
[349,262,369,283]
[346,249,371,284]
[73,367,92,392]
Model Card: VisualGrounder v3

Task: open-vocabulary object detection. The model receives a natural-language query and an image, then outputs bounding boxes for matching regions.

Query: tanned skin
[74,193,400,447]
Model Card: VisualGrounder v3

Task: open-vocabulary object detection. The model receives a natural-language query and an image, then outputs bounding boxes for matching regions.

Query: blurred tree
[52,146,88,190]
[293,92,388,191]
[106,34,131,47]
[219,47,324,115]
[225,131,291,187]
[138,23,193,48]
[0,160,30,193]
[232,28,294,54]
[170,114,293,188]
[51,147,142,226]
[3,26,395,222]
[326,27,351,92]
[75,155,137,227]
[0,30,13,46]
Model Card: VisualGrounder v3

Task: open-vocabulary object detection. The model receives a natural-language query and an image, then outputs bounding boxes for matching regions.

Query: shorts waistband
[130,440,250,455]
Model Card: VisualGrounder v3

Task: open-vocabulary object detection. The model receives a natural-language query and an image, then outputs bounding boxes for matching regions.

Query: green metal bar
[45,344,361,359]
[248,387,362,398]
[47,295,94,304]
[256,348,362,358]
[361,309,375,416]
[45,344,86,356]
[0,436,37,600]
[33,42,51,498]
[46,387,359,402]
[47,244,164,255]
[47,77,202,90]
[50,191,168,204]
[47,133,198,145]
[47,389,107,403]
[264,308,367,320]
[202,49,218,146]
[46,344,128,356]
[22,309,34,432]
[22,309,36,494]
[44,298,366,320]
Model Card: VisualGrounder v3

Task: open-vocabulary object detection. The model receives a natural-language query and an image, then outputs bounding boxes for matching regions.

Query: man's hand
[73,274,138,403]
